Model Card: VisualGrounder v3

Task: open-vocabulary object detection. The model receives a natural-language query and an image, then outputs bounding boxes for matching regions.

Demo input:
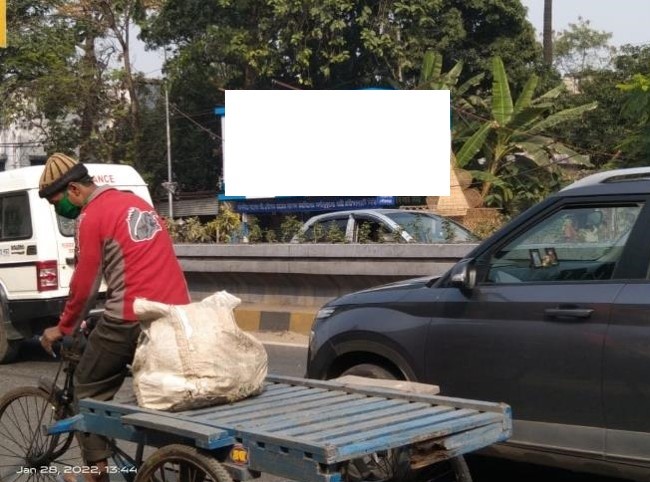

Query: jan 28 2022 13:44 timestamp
[17,465,137,475]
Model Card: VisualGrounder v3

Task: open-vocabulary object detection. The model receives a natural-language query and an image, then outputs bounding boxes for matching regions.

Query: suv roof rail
[561,167,650,191]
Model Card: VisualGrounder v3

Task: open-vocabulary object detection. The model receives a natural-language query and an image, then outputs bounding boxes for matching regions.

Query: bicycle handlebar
[50,336,76,358]
[44,312,101,359]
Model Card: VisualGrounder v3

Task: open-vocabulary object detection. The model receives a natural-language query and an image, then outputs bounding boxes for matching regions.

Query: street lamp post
[165,82,173,219]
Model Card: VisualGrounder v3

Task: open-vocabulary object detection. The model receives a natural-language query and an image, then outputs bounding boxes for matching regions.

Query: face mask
[55,191,82,219]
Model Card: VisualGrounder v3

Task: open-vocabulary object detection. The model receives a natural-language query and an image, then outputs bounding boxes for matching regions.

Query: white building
[0,122,48,170]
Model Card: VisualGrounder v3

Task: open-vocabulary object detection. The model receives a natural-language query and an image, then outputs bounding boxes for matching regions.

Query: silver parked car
[291,209,477,243]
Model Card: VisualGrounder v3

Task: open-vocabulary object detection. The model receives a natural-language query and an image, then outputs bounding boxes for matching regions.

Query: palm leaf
[418,51,442,87]
[516,139,553,166]
[549,142,593,167]
[456,72,485,97]
[468,169,504,184]
[532,84,565,104]
[510,107,550,132]
[528,102,598,134]
[442,60,463,86]
[456,122,493,168]
[491,56,513,125]
[530,102,555,110]
[513,74,538,114]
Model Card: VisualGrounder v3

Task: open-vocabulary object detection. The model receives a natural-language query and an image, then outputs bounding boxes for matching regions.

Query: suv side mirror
[450,259,477,291]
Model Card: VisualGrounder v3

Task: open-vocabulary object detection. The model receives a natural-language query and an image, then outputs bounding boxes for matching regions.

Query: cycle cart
[42,374,511,482]
[0,328,512,482]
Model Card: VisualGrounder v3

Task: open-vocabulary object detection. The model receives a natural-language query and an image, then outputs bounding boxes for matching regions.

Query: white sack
[132,291,268,411]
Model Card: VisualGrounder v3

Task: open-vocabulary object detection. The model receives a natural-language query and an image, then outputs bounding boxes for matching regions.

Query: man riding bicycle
[38,154,190,482]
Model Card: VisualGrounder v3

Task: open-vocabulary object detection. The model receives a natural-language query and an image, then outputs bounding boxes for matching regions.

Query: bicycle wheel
[0,386,83,482]
[135,444,232,482]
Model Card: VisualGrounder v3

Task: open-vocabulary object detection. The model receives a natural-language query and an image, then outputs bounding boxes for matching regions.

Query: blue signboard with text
[218,196,396,214]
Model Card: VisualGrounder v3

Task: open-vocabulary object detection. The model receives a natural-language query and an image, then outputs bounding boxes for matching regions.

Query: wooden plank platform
[76,375,512,466]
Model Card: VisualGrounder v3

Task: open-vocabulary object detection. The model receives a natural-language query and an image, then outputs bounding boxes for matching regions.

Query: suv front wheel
[340,363,397,380]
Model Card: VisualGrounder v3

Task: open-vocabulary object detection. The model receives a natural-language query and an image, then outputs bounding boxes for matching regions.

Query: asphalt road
[0,336,633,482]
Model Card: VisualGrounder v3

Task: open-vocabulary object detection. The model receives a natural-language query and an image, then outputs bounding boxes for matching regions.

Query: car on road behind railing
[291,209,477,244]
[306,167,650,481]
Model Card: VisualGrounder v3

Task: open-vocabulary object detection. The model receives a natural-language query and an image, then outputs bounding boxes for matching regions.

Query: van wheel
[0,324,20,364]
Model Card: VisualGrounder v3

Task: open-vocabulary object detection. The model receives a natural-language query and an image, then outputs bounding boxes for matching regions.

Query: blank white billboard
[224,89,450,198]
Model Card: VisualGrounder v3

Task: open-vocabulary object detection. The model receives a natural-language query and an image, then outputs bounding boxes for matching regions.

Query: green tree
[439,0,542,89]
[0,0,80,151]
[553,17,615,80]
[609,45,650,167]
[144,0,540,90]
[611,46,650,167]
[56,0,155,168]
[551,44,650,171]
[417,50,486,160]
[416,51,484,109]
[139,0,543,194]
[456,56,597,210]
[143,0,455,89]
[0,0,163,173]
[617,73,650,166]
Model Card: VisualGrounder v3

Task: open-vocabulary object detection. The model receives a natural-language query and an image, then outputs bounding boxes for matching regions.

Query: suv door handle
[544,308,594,319]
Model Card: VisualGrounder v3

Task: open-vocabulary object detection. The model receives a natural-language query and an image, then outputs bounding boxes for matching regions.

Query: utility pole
[543,0,553,65]
[165,83,173,219]
[162,48,176,219]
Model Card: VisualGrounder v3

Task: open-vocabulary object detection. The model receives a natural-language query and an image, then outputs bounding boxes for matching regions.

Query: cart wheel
[0,386,83,481]
[135,444,233,482]
[413,456,472,482]
[345,452,471,482]
[344,448,410,481]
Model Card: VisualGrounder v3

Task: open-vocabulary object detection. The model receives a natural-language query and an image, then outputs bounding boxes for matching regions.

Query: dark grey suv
[306,168,650,481]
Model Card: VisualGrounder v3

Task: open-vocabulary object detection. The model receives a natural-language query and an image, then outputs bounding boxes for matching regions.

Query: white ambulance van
[0,164,153,363]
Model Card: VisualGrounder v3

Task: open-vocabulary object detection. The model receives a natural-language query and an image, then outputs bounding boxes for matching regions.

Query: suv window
[486,204,643,283]
[1,193,32,240]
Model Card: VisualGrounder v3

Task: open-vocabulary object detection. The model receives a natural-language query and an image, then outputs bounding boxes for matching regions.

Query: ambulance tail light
[37,260,58,291]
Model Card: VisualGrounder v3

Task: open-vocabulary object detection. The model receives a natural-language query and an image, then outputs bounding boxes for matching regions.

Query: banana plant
[456,56,598,201]
[416,51,485,117]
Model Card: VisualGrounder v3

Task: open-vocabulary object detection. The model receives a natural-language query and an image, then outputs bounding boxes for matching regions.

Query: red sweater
[58,187,190,334]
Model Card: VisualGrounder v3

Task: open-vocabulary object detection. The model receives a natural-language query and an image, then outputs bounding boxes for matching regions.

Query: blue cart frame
[50,375,512,482]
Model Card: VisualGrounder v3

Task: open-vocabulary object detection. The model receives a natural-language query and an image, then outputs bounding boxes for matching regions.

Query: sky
[128,27,165,78]
[130,1,650,78]
[521,0,650,47]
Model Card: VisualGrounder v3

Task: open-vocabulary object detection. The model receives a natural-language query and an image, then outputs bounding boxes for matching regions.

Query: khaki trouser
[74,315,141,463]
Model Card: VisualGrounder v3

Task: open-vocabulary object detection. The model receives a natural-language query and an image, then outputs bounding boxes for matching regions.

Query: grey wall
[175,243,476,308]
